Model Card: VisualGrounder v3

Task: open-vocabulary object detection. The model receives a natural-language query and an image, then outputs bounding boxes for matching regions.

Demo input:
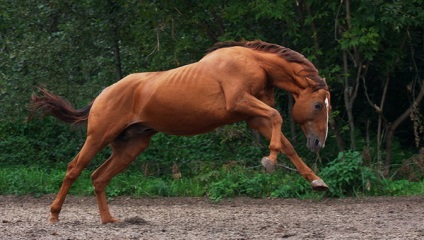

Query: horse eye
[314,103,323,110]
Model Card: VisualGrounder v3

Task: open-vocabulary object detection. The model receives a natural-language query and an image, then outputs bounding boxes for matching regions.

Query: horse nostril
[314,138,320,147]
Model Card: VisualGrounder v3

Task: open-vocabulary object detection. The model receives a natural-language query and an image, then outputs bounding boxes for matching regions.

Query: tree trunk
[377,76,390,164]
[304,1,320,57]
[385,81,424,174]
[107,0,123,81]
[343,50,356,149]
[330,116,345,152]
[341,0,363,150]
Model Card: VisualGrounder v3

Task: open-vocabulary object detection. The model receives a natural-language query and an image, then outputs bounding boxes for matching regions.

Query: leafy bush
[320,150,377,197]
[0,119,83,167]
[205,166,322,202]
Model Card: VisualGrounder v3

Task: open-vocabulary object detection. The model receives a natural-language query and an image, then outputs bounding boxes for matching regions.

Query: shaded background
[1,0,423,181]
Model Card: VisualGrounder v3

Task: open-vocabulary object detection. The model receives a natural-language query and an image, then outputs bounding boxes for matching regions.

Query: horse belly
[140,90,244,135]
[149,114,240,135]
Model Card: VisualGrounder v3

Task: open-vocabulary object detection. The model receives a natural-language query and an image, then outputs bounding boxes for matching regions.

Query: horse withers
[29,40,331,224]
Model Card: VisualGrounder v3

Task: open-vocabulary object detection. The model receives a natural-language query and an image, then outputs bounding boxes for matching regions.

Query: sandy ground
[1,195,423,239]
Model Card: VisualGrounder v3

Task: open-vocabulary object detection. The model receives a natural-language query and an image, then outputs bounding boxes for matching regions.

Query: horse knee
[64,164,82,183]
[269,110,282,126]
[91,173,108,193]
[64,153,95,182]
[93,181,108,196]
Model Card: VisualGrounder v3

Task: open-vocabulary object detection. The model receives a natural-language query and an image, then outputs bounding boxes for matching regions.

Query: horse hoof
[261,157,275,174]
[311,179,329,191]
[102,217,121,224]
[49,215,59,224]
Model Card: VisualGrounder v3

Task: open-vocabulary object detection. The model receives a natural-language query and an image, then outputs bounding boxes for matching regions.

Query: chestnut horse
[29,40,331,224]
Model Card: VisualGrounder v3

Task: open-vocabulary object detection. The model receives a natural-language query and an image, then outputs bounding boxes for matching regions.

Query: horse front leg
[279,134,328,191]
[247,117,328,191]
[225,93,283,172]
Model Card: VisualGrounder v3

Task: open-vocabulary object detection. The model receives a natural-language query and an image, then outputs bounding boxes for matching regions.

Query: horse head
[291,77,331,153]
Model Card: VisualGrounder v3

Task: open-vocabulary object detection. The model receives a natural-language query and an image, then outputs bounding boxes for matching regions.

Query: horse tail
[28,87,93,125]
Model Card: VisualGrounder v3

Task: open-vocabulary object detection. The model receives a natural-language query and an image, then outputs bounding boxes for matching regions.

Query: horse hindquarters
[49,95,140,223]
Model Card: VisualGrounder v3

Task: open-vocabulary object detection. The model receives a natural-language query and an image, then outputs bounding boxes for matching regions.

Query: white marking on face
[324,97,329,142]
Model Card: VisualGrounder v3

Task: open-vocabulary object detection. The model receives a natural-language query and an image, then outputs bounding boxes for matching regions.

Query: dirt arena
[1,195,423,239]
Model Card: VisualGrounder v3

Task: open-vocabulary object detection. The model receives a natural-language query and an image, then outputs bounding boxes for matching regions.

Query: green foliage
[0,164,317,199]
[0,119,82,167]
[1,0,423,201]
[0,119,117,172]
[108,174,205,198]
[378,179,424,196]
[1,163,423,199]
[320,151,377,197]
[340,26,380,60]
[193,166,321,202]
[0,166,63,196]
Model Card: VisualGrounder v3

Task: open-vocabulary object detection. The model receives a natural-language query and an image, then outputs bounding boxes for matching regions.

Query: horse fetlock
[261,157,276,174]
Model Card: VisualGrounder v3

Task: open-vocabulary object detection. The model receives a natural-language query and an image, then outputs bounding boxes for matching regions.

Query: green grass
[1,163,423,199]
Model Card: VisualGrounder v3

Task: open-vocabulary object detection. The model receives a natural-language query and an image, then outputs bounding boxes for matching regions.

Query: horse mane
[207,40,328,90]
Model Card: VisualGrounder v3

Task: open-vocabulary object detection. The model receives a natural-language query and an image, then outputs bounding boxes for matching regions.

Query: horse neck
[259,54,311,96]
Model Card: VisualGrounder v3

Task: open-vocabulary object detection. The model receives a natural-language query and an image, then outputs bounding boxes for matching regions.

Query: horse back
[90,49,270,136]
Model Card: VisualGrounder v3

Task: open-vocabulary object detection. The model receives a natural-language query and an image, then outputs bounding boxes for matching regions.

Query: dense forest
[1,0,424,197]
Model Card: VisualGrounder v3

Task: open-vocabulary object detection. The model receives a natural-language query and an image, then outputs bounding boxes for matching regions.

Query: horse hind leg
[49,136,107,223]
[49,119,130,223]
[91,131,155,224]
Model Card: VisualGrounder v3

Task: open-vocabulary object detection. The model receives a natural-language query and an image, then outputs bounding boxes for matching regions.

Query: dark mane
[207,40,327,90]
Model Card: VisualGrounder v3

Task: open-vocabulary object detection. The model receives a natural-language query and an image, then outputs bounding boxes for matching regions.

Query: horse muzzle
[307,134,325,153]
